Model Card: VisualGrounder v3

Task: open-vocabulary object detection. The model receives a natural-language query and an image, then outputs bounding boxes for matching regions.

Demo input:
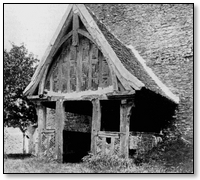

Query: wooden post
[27,125,36,154]
[55,100,65,163]
[91,98,101,155]
[120,99,134,158]
[36,102,46,157]
[72,13,79,46]
[76,42,82,92]
[110,137,115,155]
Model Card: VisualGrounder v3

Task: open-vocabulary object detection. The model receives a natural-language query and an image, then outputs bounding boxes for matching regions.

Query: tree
[4,44,39,154]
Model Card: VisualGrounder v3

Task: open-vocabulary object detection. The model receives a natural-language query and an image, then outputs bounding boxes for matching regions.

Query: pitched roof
[24,4,179,104]
[87,6,179,104]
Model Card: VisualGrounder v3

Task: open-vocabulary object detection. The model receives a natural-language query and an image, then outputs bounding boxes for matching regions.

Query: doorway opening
[63,101,92,163]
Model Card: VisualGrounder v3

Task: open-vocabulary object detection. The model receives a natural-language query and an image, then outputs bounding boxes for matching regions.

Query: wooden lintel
[27,95,49,102]
[106,90,135,100]
[51,95,107,101]
[41,129,55,134]
[97,131,123,138]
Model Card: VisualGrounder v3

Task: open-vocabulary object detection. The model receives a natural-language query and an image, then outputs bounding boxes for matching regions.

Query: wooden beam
[110,137,115,155]
[120,99,134,158]
[51,31,73,58]
[76,42,83,92]
[88,44,93,89]
[66,50,71,93]
[38,64,50,95]
[27,125,37,154]
[98,52,103,88]
[69,46,77,92]
[50,74,53,92]
[106,90,135,100]
[55,100,65,163]
[91,98,101,155]
[102,137,106,155]
[97,131,121,138]
[72,13,79,46]
[58,61,63,93]
[45,55,62,92]
[110,67,118,91]
[77,29,97,46]
[36,102,46,158]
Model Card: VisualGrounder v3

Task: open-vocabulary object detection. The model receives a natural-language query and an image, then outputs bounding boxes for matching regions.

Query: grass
[4,157,192,173]
[3,157,160,173]
[4,153,193,173]
[4,156,93,173]
[4,138,193,173]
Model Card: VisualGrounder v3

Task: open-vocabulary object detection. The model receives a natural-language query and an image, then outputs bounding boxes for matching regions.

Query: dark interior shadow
[4,153,33,159]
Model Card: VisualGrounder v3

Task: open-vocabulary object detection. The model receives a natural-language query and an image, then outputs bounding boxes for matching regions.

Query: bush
[133,136,193,172]
[82,153,134,172]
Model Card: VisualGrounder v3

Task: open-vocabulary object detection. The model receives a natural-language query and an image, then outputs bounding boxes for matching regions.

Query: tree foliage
[4,44,39,133]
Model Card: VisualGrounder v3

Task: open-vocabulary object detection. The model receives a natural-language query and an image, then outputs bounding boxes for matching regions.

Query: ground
[4,127,193,173]
[4,154,193,173]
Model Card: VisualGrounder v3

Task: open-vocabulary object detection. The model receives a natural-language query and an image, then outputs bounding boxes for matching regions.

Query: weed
[82,153,134,172]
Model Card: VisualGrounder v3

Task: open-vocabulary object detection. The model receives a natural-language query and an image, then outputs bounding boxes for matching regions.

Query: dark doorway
[63,131,91,163]
[63,101,92,163]
[100,100,120,132]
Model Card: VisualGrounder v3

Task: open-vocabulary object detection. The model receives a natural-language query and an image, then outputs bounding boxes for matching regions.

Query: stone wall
[46,108,91,133]
[86,4,193,142]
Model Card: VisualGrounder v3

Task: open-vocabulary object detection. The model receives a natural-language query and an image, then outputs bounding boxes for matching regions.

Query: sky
[4,4,69,59]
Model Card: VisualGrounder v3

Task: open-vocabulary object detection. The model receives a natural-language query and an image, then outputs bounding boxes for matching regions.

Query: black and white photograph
[3,3,194,174]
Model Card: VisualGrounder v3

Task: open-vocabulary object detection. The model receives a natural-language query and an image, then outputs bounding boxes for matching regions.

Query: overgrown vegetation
[4,116,193,173]
[4,139,193,174]
[132,123,193,173]
[81,123,193,173]
[82,153,134,172]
